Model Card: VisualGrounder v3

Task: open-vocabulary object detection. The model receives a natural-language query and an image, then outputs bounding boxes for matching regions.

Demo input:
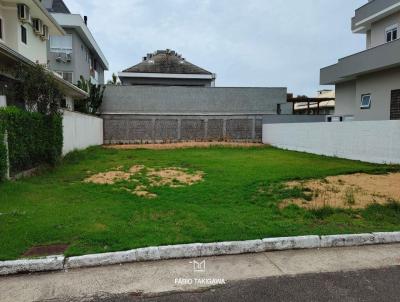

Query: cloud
[64,0,366,95]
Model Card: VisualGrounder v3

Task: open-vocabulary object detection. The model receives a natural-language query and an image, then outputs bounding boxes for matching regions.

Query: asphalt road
[43,266,400,302]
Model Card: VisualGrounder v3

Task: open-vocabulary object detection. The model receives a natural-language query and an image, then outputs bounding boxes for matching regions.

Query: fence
[62,110,103,155]
[263,120,400,164]
[101,85,287,143]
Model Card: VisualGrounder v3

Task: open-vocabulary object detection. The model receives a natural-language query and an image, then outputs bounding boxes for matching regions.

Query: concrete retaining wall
[62,110,103,155]
[101,86,286,143]
[263,120,400,164]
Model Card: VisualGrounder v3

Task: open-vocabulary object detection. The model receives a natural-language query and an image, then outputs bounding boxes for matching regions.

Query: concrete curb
[0,255,64,276]
[1,232,400,276]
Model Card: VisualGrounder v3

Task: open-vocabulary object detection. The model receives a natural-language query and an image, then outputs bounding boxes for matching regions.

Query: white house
[0,0,87,109]
[320,0,400,121]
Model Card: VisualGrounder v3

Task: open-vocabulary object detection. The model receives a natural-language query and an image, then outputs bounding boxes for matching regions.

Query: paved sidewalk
[1,244,400,302]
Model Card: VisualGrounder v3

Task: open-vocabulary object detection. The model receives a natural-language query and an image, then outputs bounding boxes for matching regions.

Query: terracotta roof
[123,50,213,75]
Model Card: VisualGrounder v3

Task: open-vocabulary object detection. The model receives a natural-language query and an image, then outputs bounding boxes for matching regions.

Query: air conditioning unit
[17,4,30,22]
[56,53,65,63]
[66,53,72,62]
[32,18,43,36]
[41,24,49,41]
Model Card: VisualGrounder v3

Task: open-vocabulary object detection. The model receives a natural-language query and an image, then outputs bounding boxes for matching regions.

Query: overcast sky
[64,0,366,96]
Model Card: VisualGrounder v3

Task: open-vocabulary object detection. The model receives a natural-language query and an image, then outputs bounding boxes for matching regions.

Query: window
[0,17,3,40]
[50,35,72,53]
[21,25,27,44]
[56,71,73,83]
[360,94,371,109]
[386,25,398,43]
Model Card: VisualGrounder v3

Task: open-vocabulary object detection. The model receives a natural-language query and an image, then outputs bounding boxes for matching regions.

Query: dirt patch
[23,244,69,257]
[83,171,131,185]
[280,173,400,210]
[129,165,145,174]
[84,165,204,199]
[147,168,204,188]
[104,142,264,150]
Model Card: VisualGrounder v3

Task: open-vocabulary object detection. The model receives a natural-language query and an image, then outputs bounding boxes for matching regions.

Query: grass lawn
[0,146,399,260]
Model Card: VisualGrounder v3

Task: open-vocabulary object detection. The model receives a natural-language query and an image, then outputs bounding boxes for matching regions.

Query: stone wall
[103,115,265,144]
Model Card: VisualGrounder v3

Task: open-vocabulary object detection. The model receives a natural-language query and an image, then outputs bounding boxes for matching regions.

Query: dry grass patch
[84,165,204,198]
[147,168,204,188]
[280,173,400,209]
[83,171,131,185]
[104,142,263,150]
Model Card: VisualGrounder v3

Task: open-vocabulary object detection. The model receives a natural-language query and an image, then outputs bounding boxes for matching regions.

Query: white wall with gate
[62,110,103,155]
[263,120,400,164]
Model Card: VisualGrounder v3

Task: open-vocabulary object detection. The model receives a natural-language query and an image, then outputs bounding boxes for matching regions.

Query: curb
[1,232,400,276]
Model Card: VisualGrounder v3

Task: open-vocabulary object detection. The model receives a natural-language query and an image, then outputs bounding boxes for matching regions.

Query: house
[42,0,109,84]
[320,0,400,121]
[0,0,87,109]
[118,49,216,87]
[293,90,335,115]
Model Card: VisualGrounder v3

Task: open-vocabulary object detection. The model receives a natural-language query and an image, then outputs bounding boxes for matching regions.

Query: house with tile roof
[118,49,216,87]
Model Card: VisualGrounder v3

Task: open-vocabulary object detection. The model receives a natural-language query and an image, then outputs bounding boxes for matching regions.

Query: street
[50,266,400,302]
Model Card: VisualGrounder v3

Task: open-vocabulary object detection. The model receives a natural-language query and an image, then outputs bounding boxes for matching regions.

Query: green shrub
[0,107,62,175]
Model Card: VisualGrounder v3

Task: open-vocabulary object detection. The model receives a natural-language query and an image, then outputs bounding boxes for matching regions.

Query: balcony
[320,38,400,85]
[352,0,400,33]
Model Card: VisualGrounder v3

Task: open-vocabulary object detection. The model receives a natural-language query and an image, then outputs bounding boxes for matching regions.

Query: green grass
[0,146,399,260]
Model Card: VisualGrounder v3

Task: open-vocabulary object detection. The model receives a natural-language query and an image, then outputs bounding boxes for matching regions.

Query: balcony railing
[321,38,400,85]
[352,0,400,31]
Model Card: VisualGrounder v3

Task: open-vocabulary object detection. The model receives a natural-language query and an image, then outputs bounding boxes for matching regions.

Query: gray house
[320,0,400,121]
[118,50,216,87]
[42,0,109,84]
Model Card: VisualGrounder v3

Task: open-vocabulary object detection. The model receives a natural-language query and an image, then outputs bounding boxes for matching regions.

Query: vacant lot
[0,146,399,260]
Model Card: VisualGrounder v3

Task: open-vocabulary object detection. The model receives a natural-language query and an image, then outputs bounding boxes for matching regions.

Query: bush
[15,64,63,115]
[0,107,63,175]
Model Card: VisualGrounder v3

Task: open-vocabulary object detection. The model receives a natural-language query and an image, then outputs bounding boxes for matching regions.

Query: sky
[64,0,366,96]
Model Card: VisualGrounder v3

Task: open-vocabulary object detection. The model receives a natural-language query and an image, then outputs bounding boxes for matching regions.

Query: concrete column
[152,118,156,143]
[177,119,182,141]
[223,118,227,140]
[65,96,74,111]
[204,118,208,141]
[0,95,6,108]
[252,117,256,140]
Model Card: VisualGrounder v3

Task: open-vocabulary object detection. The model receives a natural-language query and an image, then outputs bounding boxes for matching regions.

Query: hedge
[0,107,63,176]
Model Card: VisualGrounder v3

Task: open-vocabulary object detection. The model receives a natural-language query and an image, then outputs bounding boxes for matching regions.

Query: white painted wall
[62,110,103,155]
[335,67,400,121]
[263,121,400,164]
[370,11,400,48]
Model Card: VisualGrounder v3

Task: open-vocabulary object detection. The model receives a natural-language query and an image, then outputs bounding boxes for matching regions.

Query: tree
[75,76,106,115]
[107,73,120,85]
[14,64,63,116]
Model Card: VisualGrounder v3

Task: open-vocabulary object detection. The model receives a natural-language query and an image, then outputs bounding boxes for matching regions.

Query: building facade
[293,90,335,115]
[118,50,216,87]
[43,0,108,84]
[320,0,400,121]
[0,0,87,108]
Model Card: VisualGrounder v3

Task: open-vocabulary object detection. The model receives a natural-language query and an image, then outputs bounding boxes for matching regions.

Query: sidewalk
[1,244,400,302]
